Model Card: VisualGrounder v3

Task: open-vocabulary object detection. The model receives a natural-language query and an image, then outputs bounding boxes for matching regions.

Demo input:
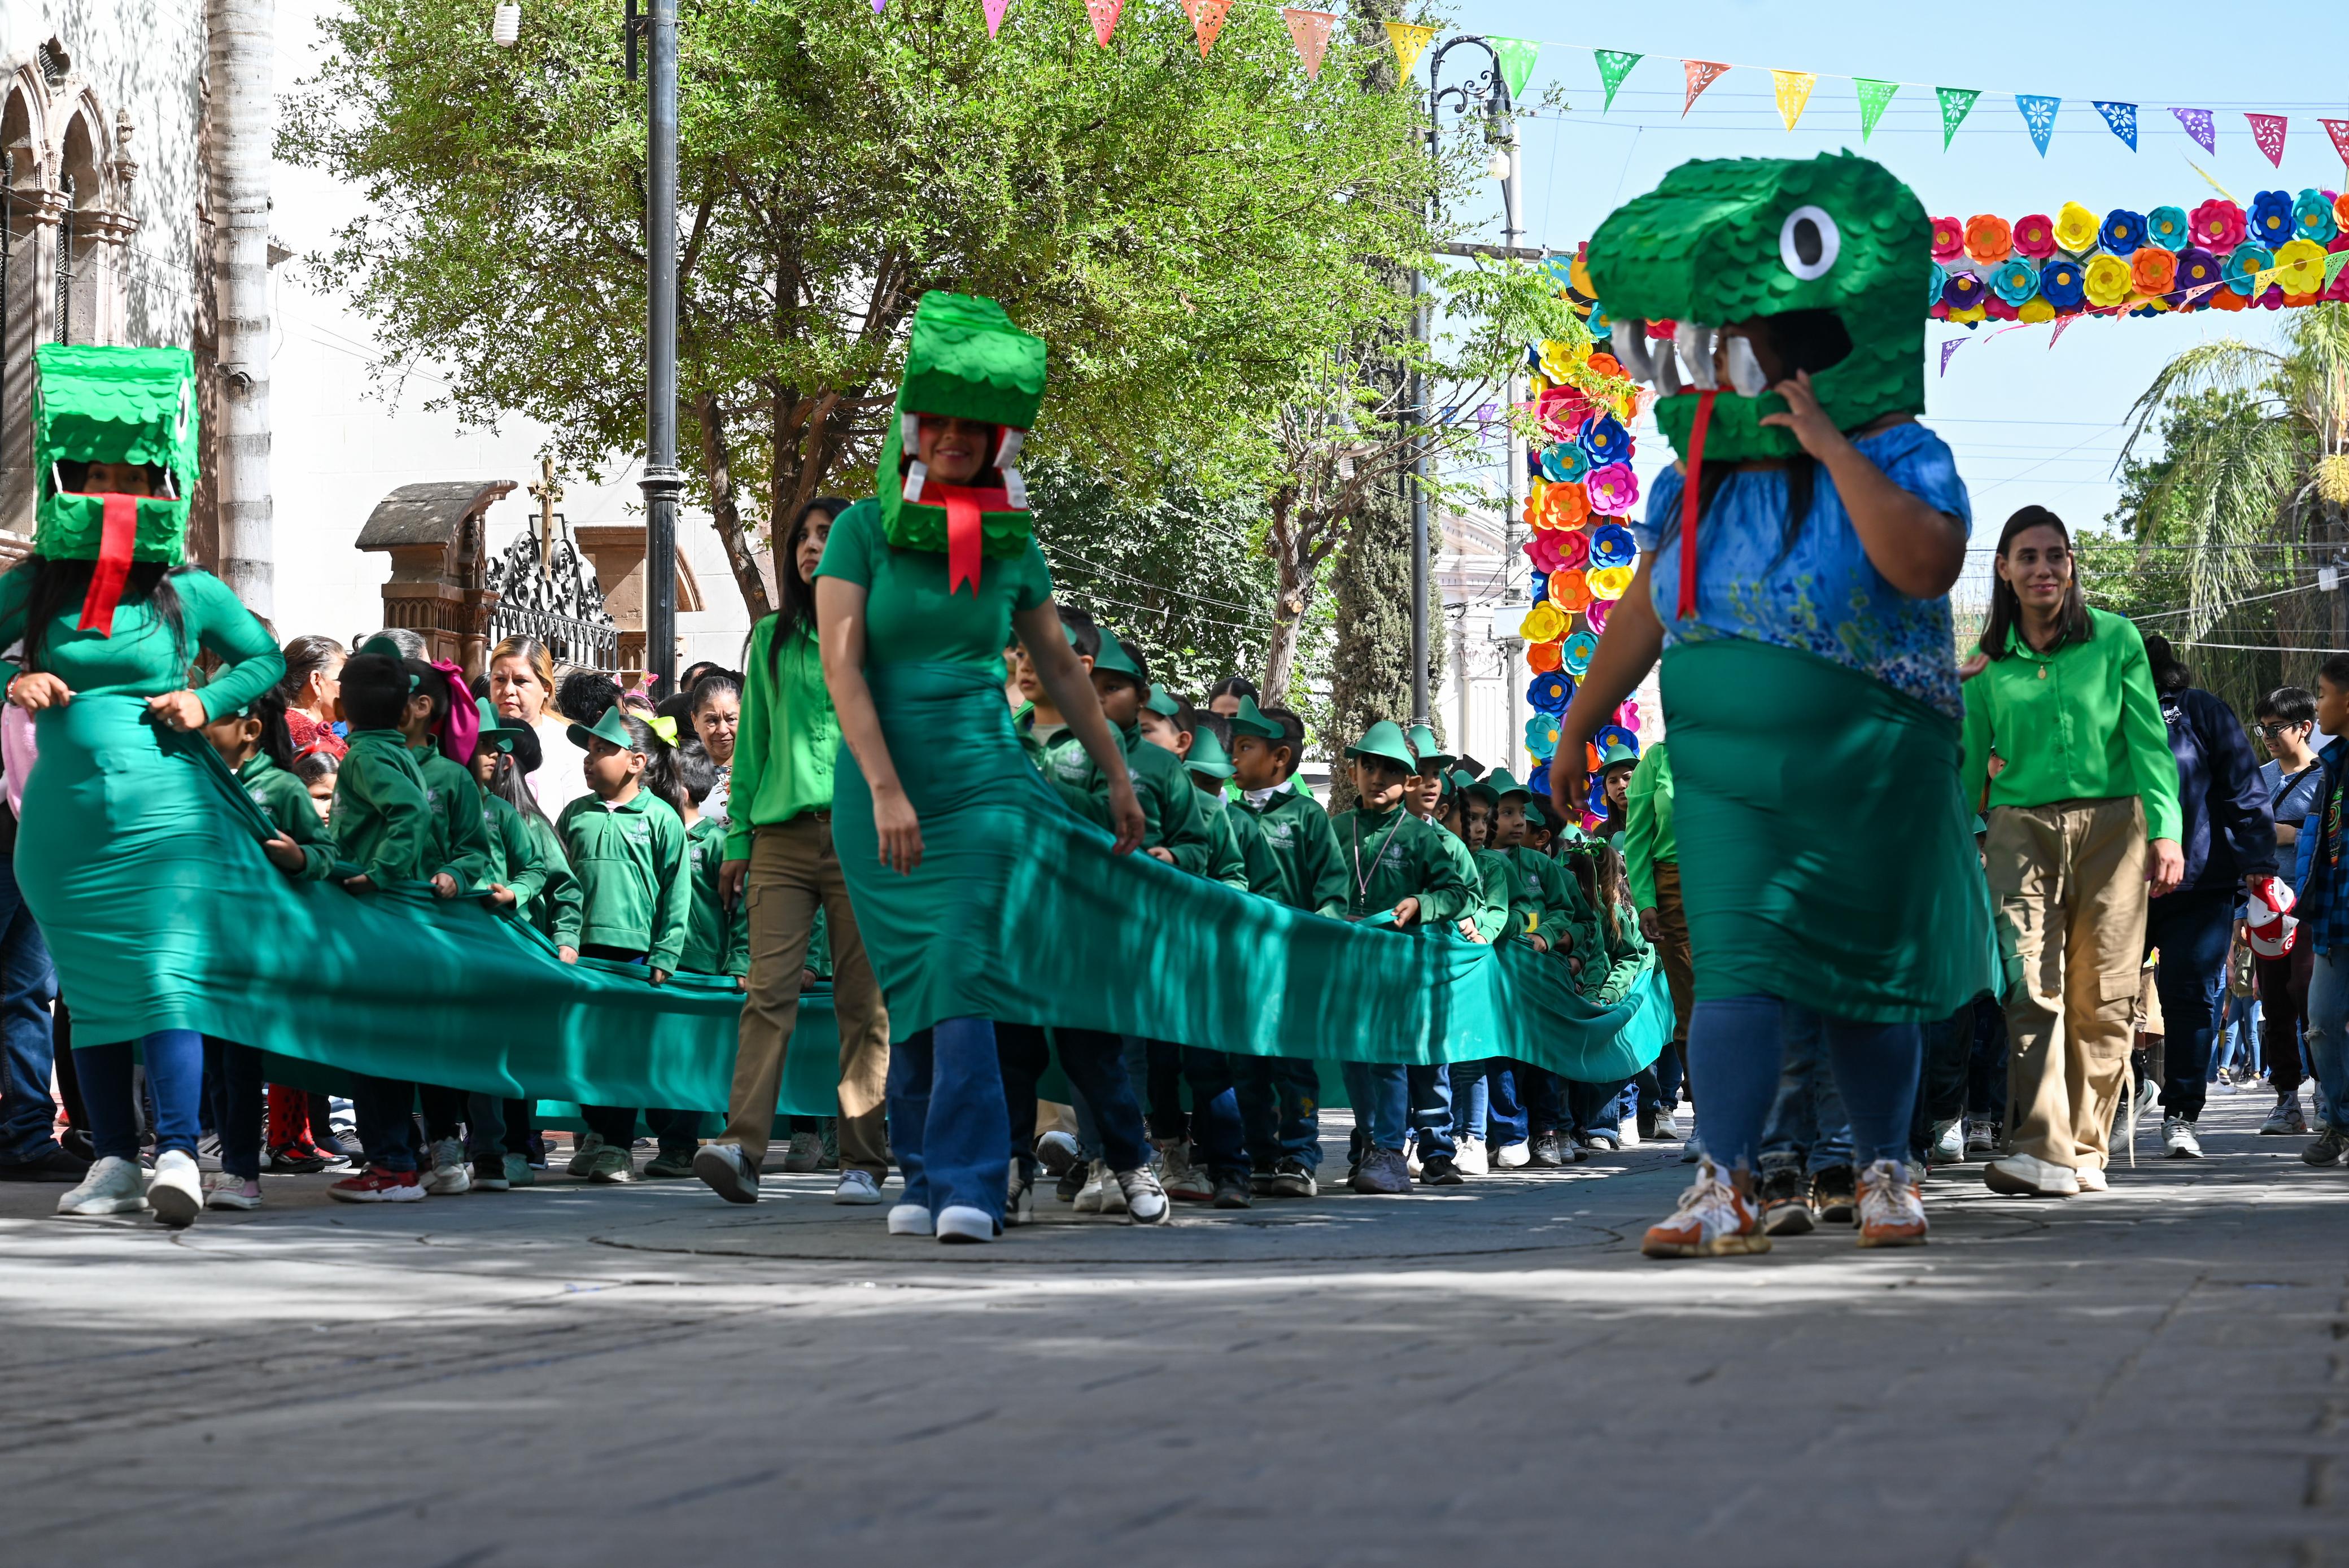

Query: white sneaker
[1034,1130,1081,1176]
[565,1132,605,1177]
[1161,1140,1212,1202]
[2260,1092,2308,1136]
[1984,1151,2080,1197]
[936,1204,996,1243]
[1855,1159,1928,1248]
[1492,1138,1530,1169]
[1454,1135,1490,1176]
[1404,1135,1422,1177]
[887,1203,934,1235]
[833,1169,883,1205]
[423,1138,472,1195]
[1928,1118,1964,1166]
[692,1142,759,1204]
[1966,1119,1998,1156]
[1618,1121,1643,1150]
[1098,1159,1128,1215]
[1073,1161,1108,1214]
[148,1150,203,1227]
[203,1172,263,1211]
[1115,1165,1169,1224]
[2073,1164,2109,1192]
[57,1155,150,1217]
[2161,1115,2203,1159]
[1653,1107,1682,1140]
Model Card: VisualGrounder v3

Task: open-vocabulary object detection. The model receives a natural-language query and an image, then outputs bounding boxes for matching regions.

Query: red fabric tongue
[77,494,140,636]
[1676,390,1718,621]
[931,482,1010,596]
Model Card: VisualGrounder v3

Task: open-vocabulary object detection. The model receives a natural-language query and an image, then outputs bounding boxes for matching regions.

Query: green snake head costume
[1584,152,1929,465]
[32,343,200,634]
[877,291,1048,593]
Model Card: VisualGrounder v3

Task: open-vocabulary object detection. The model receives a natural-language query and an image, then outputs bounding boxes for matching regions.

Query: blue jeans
[0,856,60,1163]
[2146,884,2234,1121]
[1691,997,1919,1173]
[1179,1047,1250,1180]
[1761,1010,1853,1175]
[1002,1024,1151,1177]
[201,1038,266,1181]
[352,1074,420,1172]
[1234,1055,1321,1169]
[2212,994,2261,1079]
[78,1030,204,1163]
[1568,1077,1636,1137]
[2302,950,2349,1133]
[1408,1063,1455,1158]
[887,1017,1010,1224]
[1339,1060,1409,1152]
[1449,1060,1529,1148]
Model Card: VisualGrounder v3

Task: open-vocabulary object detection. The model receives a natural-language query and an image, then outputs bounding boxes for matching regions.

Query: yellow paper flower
[2054,202,2101,254]
[1585,564,1635,601]
[2272,237,2328,294]
[1521,602,1567,644]
[2082,253,2133,308]
[1570,249,1595,296]
[1946,304,1988,324]
[2016,296,2056,324]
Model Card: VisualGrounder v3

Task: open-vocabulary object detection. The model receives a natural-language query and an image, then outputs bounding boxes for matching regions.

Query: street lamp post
[1417,37,1516,737]
[638,0,682,698]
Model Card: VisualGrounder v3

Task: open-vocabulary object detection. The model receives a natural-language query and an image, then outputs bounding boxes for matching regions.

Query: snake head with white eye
[1585,152,1931,466]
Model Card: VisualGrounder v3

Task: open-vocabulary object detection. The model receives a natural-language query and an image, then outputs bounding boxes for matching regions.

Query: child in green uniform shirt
[324,653,440,1204]
[1434,768,1530,1178]
[1011,604,1099,781]
[1328,720,1475,1194]
[1562,845,1656,1152]
[554,706,693,1185]
[1229,697,1344,1195]
[1404,724,1487,944]
[1489,770,1595,969]
[467,701,549,919]
[197,688,335,1211]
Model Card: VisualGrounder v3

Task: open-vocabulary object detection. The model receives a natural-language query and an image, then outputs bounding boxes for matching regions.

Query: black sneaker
[1759,1167,1814,1235]
[1812,1164,1858,1224]
[1420,1154,1466,1186]
[1636,1104,1660,1141]
[1249,1170,1276,1196]
[0,1145,93,1182]
[1053,1161,1088,1203]
[1527,1131,1566,1167]
[1270,1158,1318,1198]
[1211,1172,1254,1208]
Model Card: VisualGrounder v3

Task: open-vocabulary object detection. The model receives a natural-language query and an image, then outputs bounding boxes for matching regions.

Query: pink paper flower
[2190,198,2246,251]
[1584,462,1640,516]
[1930,216,1964,261]
[2012,213,2057,258]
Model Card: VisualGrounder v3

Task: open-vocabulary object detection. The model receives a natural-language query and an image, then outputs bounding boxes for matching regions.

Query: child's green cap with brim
[1482,767,1532,800]
[1344,720,1417,770]
[567,705,638,754]
[1405,724,1453,771]
[1186,726,1235,779]
[1228,696,1282,741]
[1092,627,1144,680]
[1145,684,1181,718]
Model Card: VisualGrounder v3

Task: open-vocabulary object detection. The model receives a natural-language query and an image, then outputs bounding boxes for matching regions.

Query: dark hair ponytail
[251,691,297,772]
[1980,505,2092,661]
[760,496,854,680]
[2141,633,2191,694]
[17,557,191,672]
[488,750,553,832]
[611,711,680,811]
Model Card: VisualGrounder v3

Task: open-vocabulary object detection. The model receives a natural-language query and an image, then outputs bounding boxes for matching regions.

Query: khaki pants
[1988,798,2149,1170]
[717,816,890,1176]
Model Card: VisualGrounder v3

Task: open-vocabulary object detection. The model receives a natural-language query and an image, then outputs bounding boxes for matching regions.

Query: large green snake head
[1585,152,1929,465]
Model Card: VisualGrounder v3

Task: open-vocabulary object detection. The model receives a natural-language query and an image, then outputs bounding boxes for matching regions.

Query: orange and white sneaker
[1855,1158,1928,1248]
[1641,1159,1770,1259]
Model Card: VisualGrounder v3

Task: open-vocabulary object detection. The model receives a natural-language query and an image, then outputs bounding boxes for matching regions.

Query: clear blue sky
[1425,0,2349,605]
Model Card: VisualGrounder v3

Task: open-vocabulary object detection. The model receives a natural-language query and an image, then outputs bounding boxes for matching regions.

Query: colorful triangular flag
[1084,0,1120,47]
[1772,70,1817,132]
[2050,313,2081,348]
[1182,0,1230,58]
[1383,19,1435,77]
[1939,338,1966,376]
[2093,101,2138,151]
[871,0,885,13]
[2246,112,2288,168]
[1594,50,1642,112]
[1853,78,1898,142]
[1490,37,1539,102]
[982,0,1010,37]
[1936,87,1981,150]
[1282,9,1333,79]
[2170,107,2216,154]
[2015,94,2060,156]
[1680,60,1730,117]
[2324,119,2349,167]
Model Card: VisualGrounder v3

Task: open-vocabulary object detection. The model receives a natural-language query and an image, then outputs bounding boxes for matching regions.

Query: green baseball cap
[1405,724,1453,772]
[567,705,638,754]
[1186,725,1235,780]
[1524,797,1551,829]
[1483,767,1532,800]
[1093,627,1144,680]
[1145,684,1181,718]
[1228,696,1282,741]
[1344,719,1417,770]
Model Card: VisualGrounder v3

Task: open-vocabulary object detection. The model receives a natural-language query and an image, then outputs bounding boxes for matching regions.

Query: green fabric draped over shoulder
[830,659,1666,1081]
[1662,639,1996,1022]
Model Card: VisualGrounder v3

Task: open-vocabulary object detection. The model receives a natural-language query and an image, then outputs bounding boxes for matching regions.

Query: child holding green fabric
[554,706,692,1184]
[1329,720,1476,1193]
[464,703,565,1187]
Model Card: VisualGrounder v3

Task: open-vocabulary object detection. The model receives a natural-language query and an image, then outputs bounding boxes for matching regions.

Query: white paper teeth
[1723,336,1770,398]
[1675,322,1719,391]
[1002,469,1028,509]
[903,460,929,503]
[1655,335,1683,396]
[900,413,921,449]
[995,429,1023,466]
[1612,321,1656,383]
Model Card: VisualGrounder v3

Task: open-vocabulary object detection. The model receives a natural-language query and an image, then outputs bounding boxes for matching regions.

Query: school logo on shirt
[1053,750,1091,785]
[1261,820,1294,848]
[248,787,270,810]
[425,786,443,809]
[625,819,651,844]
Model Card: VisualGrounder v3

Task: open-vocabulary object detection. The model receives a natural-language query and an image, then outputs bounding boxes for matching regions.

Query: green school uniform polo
[1324,803,1475,924]
[1238,785,1350,917]
[553,790,692,972]
[331,729,433,886]
[521,812,582,945]
[680,815,750,978]
[481,793,549,915]
[1194,787,1256,892]
[413,742,495,891]
[235,753,335,881]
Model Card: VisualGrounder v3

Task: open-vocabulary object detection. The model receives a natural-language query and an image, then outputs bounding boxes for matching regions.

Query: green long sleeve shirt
[1424,814,1490,939]
[234,753,335,881]
[414,744,495,891]
[1581,901,1652,1005]
[479,794,550,916]
[521,813,582,945]
[1325,803,1475,925]
[1059,722,1212,874]
[1470,846,1521,944]
[1961,607,2182,842]
[554,790,692,972]
[1622,742,1677,912]
[1207,788,1286,897]
[1237,786,1351,917]
[332,730,433,886]
[724,615,839,860]
[1503,844,1596,959]
[1194,787,1266,893]
[680,815,752,978]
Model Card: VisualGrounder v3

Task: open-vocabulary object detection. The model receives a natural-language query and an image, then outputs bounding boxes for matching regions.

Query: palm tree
[2117,303,2349,687]
[207,0,276,616]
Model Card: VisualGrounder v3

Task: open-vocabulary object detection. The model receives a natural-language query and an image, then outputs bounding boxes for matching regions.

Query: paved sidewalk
[2,1090,2344,1567]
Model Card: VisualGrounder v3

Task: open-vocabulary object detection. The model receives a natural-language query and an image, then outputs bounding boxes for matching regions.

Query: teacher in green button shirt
[696,495,891,1208]
[1962,504,2182,1200]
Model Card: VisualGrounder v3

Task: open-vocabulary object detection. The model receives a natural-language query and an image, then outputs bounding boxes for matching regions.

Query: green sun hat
[1093,627,1144,680]
[1525,798,1551,829]
[1598,742,1641,773]
[1405,723,1453,772]
[1455,768,1500,807]
[1228,696,1282,741]
[1344,720,1418,770]
[1483,767,1532,800]
[1186,725,1235,780]
[1145,684,1181,718]
[567,705,638,755]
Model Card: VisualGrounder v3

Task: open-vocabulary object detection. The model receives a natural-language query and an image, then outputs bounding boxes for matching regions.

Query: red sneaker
[1641,1159,1771,1259]
[1855,1159,1929,1248]
[328,1166,426,1204]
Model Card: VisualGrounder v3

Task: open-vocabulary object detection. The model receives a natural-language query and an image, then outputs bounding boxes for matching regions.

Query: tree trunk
[693,390,772,619]
[205,0,273,615]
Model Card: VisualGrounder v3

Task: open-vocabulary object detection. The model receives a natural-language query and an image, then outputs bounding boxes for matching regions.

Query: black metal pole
[638,0,680,693]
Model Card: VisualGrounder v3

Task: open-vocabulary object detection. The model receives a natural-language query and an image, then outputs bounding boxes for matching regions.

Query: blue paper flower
[2101,209,2146,254]
[1531,571,1549,604]
[1528,761,1553,801]
[1540,443,1591,484]
[1586,304,1615,340]
[2293,189,2341,246]
[1526,671,1575,715]
[1524,713,1559,759]
[1926,260,1949,309]
[1988,258,2041,306]
[1578,413,1631,466]
[1593,724,1639,756]
[1589,523,1638,570]
[2145,205,2190,252]
[2039,257,2087,311]
[2249,190,2295,246]
[2223,243,2273,296]
[1559,629,1599,678]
